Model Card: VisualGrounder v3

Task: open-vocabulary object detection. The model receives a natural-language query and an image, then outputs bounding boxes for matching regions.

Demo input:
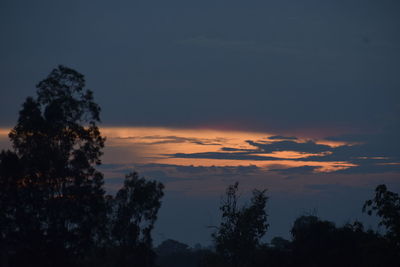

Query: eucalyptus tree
[0,66,106,265]
[0,66,165,267]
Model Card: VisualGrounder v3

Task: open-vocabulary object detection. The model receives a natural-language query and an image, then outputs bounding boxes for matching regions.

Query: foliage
[0,65,106,266]
[156,239,190,256]
[363,184,400,248]
[108,172,164,266]
[155,239,208,267]
[212,182,269,267]
[200,185,400,267]
[270,236,290,250]
[290,216,398,267]
[0,66,164,267]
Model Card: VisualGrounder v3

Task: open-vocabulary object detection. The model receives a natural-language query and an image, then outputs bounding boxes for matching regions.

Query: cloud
[336,162,400,174]
[161,130,400,174]
[303,121,400,174]
[169,152,281,161]
[116,135,223,146]
[270,165,318,175]
[98,124,400,176]
[246,140,332,153]
[220,147,253,152]
[100,161,400,197]
[268,135,298,140]
[101,162,263,184]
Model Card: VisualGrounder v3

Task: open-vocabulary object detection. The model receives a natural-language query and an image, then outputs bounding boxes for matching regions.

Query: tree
[290,215,399,267]
[212,182,269,267]
[156,239,190,256]
[0,151,23,267]
[270,236,290,250]
[108,172,164,267]
[363,184,400,249]
[0,66,166,267]
[290,215,337,266]
[0,65,106,266]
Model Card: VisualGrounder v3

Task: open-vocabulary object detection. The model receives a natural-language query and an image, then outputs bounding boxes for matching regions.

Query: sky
[1,0,400,246]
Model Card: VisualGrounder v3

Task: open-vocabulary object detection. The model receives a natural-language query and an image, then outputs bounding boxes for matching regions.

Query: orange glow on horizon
[0,126,356,173]
[99,126,354,173]
[250,151,330,159]
[0,129,10,136]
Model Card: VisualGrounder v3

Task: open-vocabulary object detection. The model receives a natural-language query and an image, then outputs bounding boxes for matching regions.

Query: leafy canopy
[0,66,164,267]
[212,182,269,266]
[363,184,400,248]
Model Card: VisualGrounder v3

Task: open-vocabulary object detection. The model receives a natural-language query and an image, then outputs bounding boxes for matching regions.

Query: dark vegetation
[1,66,399,266]
[0,66,163,267]
[156,184,398,267]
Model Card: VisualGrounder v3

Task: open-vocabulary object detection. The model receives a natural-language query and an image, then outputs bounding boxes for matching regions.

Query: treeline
[156,183,400,267]
[0,66,399,267]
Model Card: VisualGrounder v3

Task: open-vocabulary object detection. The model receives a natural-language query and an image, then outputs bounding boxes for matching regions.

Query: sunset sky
[1,0,400,246]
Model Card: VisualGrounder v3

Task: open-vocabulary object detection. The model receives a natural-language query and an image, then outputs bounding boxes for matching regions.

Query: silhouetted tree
[0,150,22,267]
[270,236,290,251]
[107,172,164,267]
[290,215,398,267]
[212,182,269,267]
[0,65,106,266]
[0,66,167,267]
[363,184,400,249]
[290,215,337,266]
[156,239,190,256]
[156,239,212,267]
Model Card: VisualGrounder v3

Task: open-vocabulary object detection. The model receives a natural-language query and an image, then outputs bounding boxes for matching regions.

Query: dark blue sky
[1,0,400,131]
[1,0,400,246]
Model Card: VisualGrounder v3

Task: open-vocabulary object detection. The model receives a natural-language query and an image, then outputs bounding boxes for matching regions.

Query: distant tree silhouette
[156,239,210,267]
[290,215,398,267]
[270,236,290,251]
[156,239,190,256]
[290,215,337,266]
[212,182,269,267]
[107,172,164,267]
[363,184,400,249]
